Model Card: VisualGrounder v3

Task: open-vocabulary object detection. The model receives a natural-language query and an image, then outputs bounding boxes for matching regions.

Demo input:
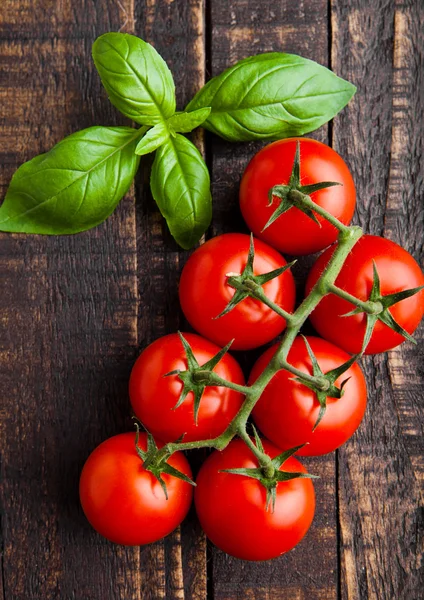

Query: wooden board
[0,0,422,598]
[332,0,424,598]
[207,2,338,599]
[133,2,208,598]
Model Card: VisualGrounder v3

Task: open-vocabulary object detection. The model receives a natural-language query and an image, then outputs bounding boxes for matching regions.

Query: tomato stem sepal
[290,336,359,431]
[163,331,237,423]
[133,422,196,499]
[222,429,318,512]
[329,261,424,352]
[265,141,345,233]
[215,234,295,322]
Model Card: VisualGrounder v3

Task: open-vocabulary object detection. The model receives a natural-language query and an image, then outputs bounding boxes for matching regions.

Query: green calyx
[164,332,234,424]
[293,336,359,431]
[215,234,295,319]
[133,423,195,499]
[222,427,317,512]
[340,262,424,352]
[264,141,341,231]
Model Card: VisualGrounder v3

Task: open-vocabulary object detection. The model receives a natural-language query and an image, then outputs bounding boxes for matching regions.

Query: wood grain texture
[207,2,338,598]
[385,0,424,486]
[1,0,423,599]
[331,0,424,598]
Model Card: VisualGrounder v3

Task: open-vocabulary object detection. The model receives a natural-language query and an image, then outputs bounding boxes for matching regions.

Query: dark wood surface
[0,1,422,599]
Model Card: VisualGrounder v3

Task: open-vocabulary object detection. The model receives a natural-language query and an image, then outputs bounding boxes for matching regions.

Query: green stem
[248,285,294,323]
[157,437,220,460]
[280,360,329,390]
[292,191,351,234]
[237,427,275,477]
[201,372,251,394]
[327,283,382,313]
[238,428,266,463]
[144,212,364,473]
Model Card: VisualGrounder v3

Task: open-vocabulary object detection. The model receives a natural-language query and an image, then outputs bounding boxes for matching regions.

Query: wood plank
[208,3,338,599]
[2,1,422,599]
[385,0,424,485]
[331,0,423,598]
[0,1,144,599]
[133,1,207,599]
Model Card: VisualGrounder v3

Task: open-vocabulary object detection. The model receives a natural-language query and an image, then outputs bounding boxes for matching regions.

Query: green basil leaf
[186,53,356,141]
[167,108,211,133]
[135,122,170,156]
[150,134,211,249]
[0,126,142,234]
[92,32,176,125]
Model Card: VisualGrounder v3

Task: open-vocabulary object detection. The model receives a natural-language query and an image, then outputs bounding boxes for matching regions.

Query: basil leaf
[167,108,211,133]
[150,134,211,249]
[135,122,170,155]
[0,126,142,234]
[186,53,356,141]
[92,32,175,125]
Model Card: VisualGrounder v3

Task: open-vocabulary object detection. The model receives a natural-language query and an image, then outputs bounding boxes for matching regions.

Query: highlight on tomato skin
[250,336,367,456]
[194,439,315,561]
[306,235,424,354]
[239,138,356,255]
[129,332,245,443]
[179,233,296,350]
[79,432,193,546]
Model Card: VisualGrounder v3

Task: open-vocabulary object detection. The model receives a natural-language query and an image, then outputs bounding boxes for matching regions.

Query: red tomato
[195,439,315,561]
[250,337,367,456]
[306,235,424,354]
[179,234,295,350]
[129,333,245,443]
[79,432,193,545]
[239,138,356,255]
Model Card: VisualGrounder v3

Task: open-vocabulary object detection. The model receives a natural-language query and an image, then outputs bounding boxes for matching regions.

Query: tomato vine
[138,142,423,498]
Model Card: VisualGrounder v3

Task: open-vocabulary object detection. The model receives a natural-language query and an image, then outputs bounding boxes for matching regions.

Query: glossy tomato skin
[251,337,367,456]
[79,432,193,546]
[239,138,356,255]
[129,333,245,442]
[306,235,424,354]
[179,234,295,350]
[195,439,315,561]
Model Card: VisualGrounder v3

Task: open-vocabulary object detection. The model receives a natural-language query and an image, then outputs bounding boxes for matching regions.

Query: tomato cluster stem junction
[141,146,422,493]
[143,194,365,477]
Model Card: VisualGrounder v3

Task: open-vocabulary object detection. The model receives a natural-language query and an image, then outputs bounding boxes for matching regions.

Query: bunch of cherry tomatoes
[79,139,424,561]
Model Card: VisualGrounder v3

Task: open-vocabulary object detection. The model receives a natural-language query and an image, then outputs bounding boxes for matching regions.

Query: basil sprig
[0,33,356,248]
[0,126,141,234]
[186,53,356,142]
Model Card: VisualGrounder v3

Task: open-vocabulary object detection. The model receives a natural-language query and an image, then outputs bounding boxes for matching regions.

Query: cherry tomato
[306,235,424,354]
[129,333,245,442]
[239,138,356,255]
[179,233,295,350]
[195,438,315,561]
[79,432,193,545]
[250,336,367,456]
